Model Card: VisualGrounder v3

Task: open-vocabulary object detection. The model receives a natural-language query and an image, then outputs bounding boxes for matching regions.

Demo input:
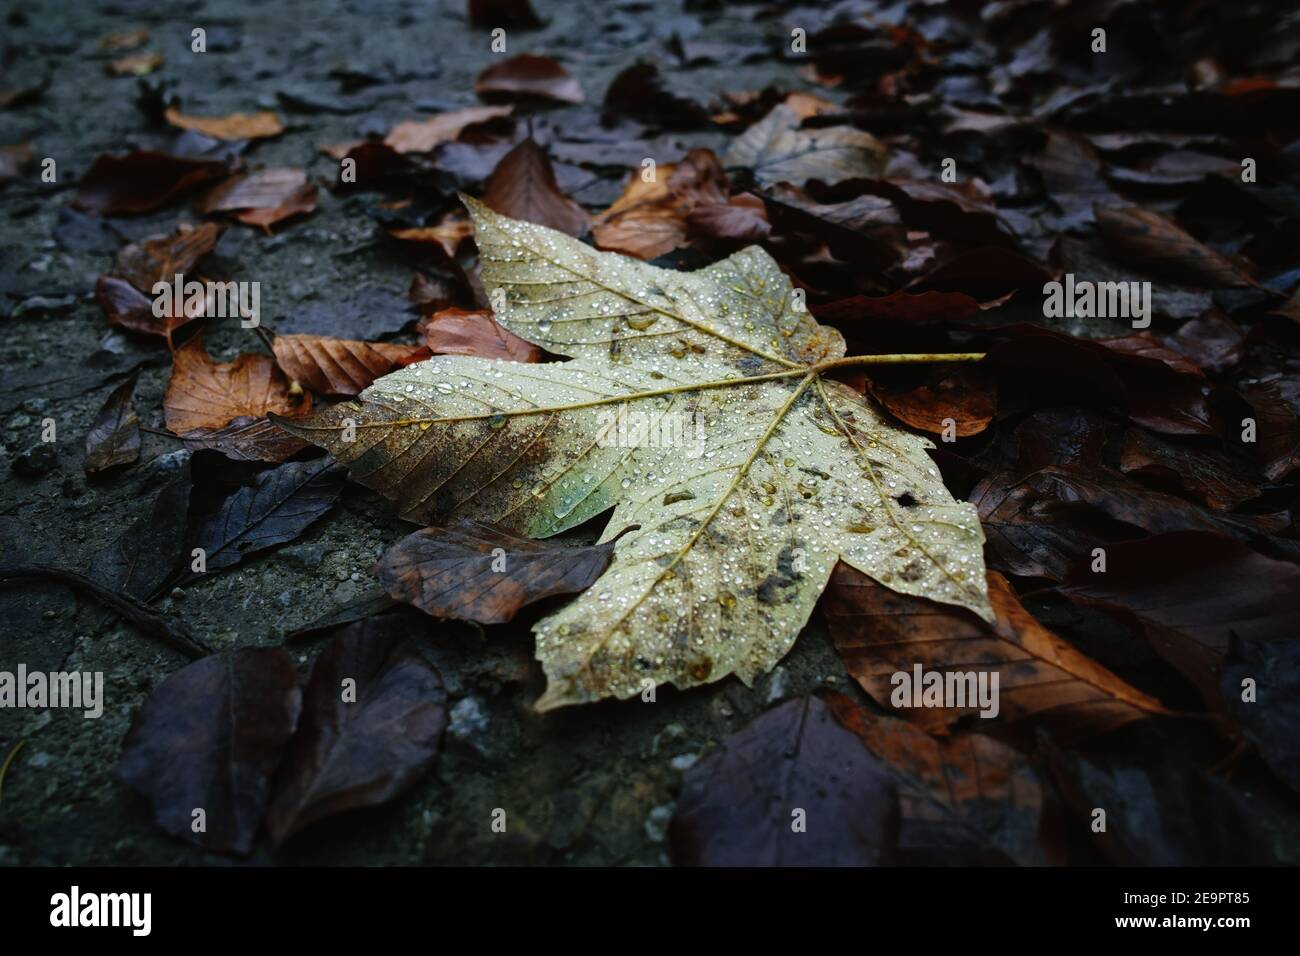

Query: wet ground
[0,0,870,866]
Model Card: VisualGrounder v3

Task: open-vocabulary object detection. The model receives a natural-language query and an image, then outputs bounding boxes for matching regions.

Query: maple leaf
[274,197,991,710]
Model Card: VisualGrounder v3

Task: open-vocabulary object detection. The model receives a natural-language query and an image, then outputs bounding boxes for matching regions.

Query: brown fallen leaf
[195,167,317,231]
[384,105,512,154]
[685,193,771,243]
[1097,206,1253,288]
[389,209,475,258]
[823,691,1049,865]
[199,169,304,208]
[265,619,447,846]
[107,52,164,76]
[1117,428,1259,512]
[1242,378,1300,482]
[272,334,430,396]
[823,564,1167,741]
[234,184,318,231]
[418,307,542,362]
[375,519,618,624]
[475,54,584,104]
[163,106,285,141]
[118,647,301,855]
[1061,531,1300,714]
[387,209,475,260]
[114,221,225,293]
[164,334,310,434]
[867,366,997,438]
[179,416,309,463]
[481,137,589,235]
[84,371,141,474]
[76,150,230,215]
[95,274,193,347]
[592,149,728,259]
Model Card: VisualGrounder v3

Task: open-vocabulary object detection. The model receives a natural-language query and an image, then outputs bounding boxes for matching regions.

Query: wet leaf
[726,104,887,187]
[669,696,899,865]
[118,648,301,855]
[376,518,617,624]
[275,198,993,710]
[481,138,589,236]
[164,335,310,433]
[84,370,141,474]
[475,54,583,104]
[265,620,446,845]
[824,564,1167,740]
[272,334,430,397]
[186,457,346,575]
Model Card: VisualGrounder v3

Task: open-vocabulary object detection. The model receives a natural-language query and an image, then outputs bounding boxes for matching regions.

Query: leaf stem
[813,352,985,372]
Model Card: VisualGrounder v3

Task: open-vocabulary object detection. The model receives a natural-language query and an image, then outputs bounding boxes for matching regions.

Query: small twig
[0,564,210,659]
[0,740,24,812]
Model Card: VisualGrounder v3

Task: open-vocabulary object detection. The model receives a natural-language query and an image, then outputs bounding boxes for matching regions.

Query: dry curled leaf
[196,167,318,230]
[165,334,310,433]
[383,105,512,154]
[592,149,728,259]
[96,274,193,346]
[275,198,992,710]
[475,54,583,104]
[84,371,141,474]
[163,106,285,141]
[114,221,225,293]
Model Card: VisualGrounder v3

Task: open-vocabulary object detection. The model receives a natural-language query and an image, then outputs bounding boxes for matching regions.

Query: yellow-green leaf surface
[275,196,993,710]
